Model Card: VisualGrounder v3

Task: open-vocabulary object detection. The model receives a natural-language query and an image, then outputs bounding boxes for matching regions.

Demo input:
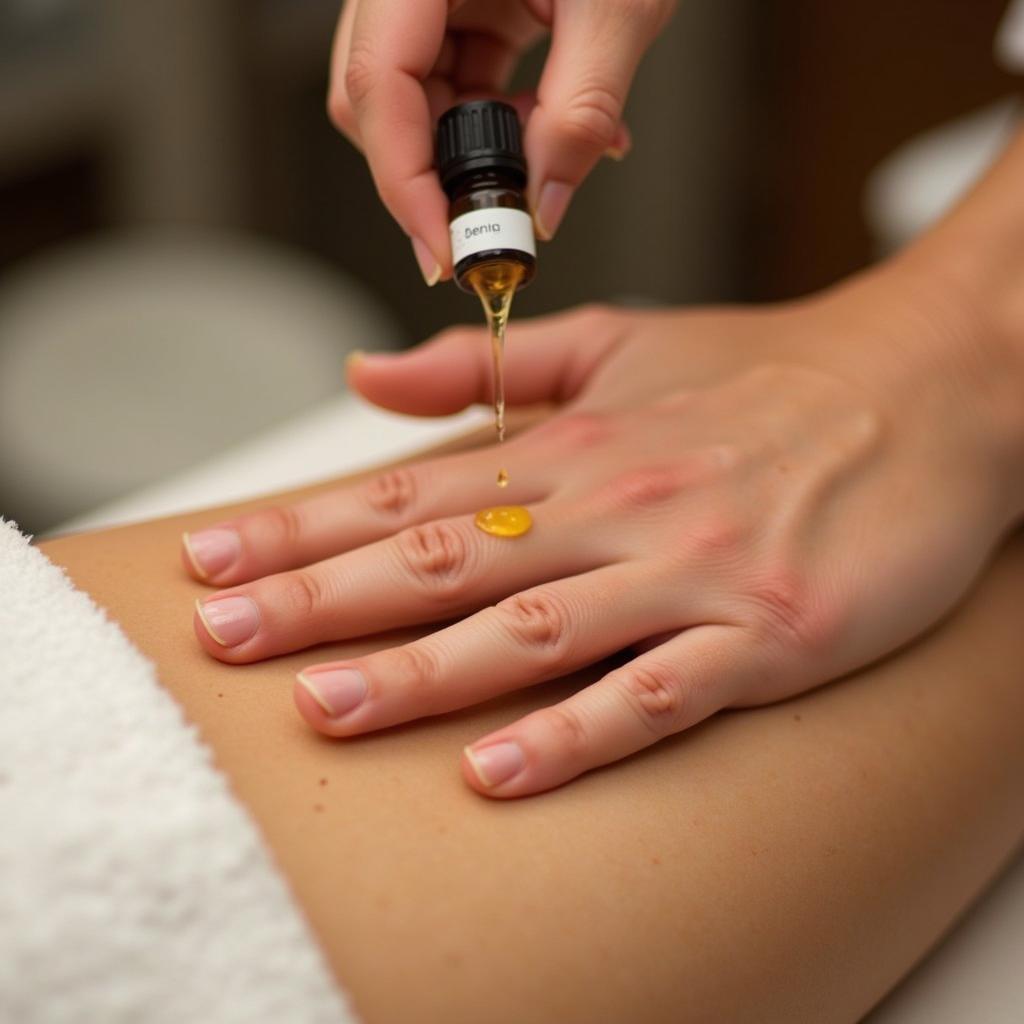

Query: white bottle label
[449,207,536,266]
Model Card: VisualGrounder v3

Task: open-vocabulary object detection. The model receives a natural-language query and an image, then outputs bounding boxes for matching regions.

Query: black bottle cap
[436,100,527,196]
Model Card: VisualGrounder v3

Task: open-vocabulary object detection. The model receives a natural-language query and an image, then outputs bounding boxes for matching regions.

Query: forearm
[884,121,1024,521]
[911,120,1024,352]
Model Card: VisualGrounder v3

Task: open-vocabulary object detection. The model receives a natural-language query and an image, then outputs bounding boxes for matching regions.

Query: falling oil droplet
[474,505,532,538]
[497,468,509,488]
[467,260,525,452]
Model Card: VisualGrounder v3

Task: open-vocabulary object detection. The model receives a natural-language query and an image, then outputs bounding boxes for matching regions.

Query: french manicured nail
[183,528,241,579]
[297,668,368,717]
[196,596,259,647]
[534,181,574,240]
[464,741,525,787]
[410,237,441,286]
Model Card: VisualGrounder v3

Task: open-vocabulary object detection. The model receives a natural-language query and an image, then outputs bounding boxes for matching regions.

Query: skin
[327,0,675,282]
[40,436,1024,1023]
[181,127,1024,801]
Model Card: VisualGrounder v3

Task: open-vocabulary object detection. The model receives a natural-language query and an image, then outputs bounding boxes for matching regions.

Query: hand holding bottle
[327,0,676,284]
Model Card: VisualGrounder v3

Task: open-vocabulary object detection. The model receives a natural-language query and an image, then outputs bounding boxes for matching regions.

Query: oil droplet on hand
[474,505,532,538]
[497,467,509,488]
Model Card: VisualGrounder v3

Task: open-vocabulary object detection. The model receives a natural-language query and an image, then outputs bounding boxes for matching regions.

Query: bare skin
[177,130,1024,801]
[37,114,1024,1024]
[41,460,1024,1023]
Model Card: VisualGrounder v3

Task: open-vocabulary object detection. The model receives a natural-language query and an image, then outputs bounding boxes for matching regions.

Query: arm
[41,466,1024,1023]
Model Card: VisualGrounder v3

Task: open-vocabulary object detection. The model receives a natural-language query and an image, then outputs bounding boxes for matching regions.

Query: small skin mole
[793,713,802,722]
[217,693,224,698]
[650,856,661,866]
[318,777,328,787]
[313,803,325,813]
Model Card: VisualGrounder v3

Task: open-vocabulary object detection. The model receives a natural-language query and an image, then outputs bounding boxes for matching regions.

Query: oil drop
[474,505,533,538]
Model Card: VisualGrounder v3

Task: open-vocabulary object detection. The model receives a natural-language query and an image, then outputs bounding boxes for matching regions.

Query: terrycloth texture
[0,521,358,1024]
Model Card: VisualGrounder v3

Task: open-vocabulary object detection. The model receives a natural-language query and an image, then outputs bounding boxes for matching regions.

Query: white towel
[0,520,359,1024]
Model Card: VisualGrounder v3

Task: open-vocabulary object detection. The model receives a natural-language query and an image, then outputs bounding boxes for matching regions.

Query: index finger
[343,0,453,277]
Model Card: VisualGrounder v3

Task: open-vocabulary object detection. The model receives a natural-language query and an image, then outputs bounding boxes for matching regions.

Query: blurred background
[0,0,1017,535]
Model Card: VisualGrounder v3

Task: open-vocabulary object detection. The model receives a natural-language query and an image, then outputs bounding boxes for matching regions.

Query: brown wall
[742,0,1017,301]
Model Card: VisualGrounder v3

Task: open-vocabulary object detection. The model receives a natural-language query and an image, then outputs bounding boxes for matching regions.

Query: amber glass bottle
[437,100,537,293]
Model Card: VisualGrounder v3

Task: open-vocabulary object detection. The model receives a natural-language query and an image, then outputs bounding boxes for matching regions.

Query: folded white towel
[0,521,358,1024]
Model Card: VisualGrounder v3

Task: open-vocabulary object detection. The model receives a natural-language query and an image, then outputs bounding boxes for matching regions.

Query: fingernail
[604,145,628,161]
[410,237,441,287]
[345,349,365,373]
[183,528,241,580]
[464,741,525,787]
[534,181,574,241]
[196,595,260,647]
[297,668,368,717]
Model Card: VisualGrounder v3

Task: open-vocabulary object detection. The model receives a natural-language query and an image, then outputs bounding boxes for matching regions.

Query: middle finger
[193,499,604,663]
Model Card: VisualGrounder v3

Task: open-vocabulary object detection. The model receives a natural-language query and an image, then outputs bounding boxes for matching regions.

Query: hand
[183,263,1023,798]
[327,0,675,284]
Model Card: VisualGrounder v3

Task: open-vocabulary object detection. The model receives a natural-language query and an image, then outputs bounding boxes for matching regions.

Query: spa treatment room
[1,2,1022,1021]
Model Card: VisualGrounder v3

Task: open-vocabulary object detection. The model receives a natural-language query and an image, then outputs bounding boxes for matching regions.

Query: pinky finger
[462,624,752,798]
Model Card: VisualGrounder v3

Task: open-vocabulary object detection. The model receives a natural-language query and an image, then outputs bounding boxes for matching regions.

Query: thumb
[347,305,626,416]
[525,0,669,239]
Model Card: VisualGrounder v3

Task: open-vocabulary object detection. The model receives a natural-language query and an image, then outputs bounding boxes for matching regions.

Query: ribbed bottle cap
[436,100,527,195]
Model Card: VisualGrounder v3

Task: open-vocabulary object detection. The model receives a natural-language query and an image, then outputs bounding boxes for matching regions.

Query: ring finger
[292,560,681,737]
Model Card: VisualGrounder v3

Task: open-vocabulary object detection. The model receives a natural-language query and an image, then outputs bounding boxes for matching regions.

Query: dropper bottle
[437,100,537,292]
[437,100,536,536]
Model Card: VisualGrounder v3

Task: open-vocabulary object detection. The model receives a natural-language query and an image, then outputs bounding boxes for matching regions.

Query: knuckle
[385,642,444,705]
[600,466,686,512]
[260,503,305,550]
[542,704,592,758]
[374,175,406,213]
[278,568,327,620]
[363,467,418,521]
[676,515,747,564]
[343,43,377,108]
[558,84,622,152]
[616,662,688,738]
[494,590,574,670]
[745,569,838,653]
[393,522,473,602]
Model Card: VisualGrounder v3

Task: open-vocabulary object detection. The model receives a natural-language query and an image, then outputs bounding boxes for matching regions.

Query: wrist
[889,231,1024,516]
[800,250,1024,530]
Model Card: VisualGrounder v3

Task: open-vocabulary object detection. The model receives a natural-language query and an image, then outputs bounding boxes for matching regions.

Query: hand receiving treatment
[183,241,1024,797]
[327,0,675,283]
